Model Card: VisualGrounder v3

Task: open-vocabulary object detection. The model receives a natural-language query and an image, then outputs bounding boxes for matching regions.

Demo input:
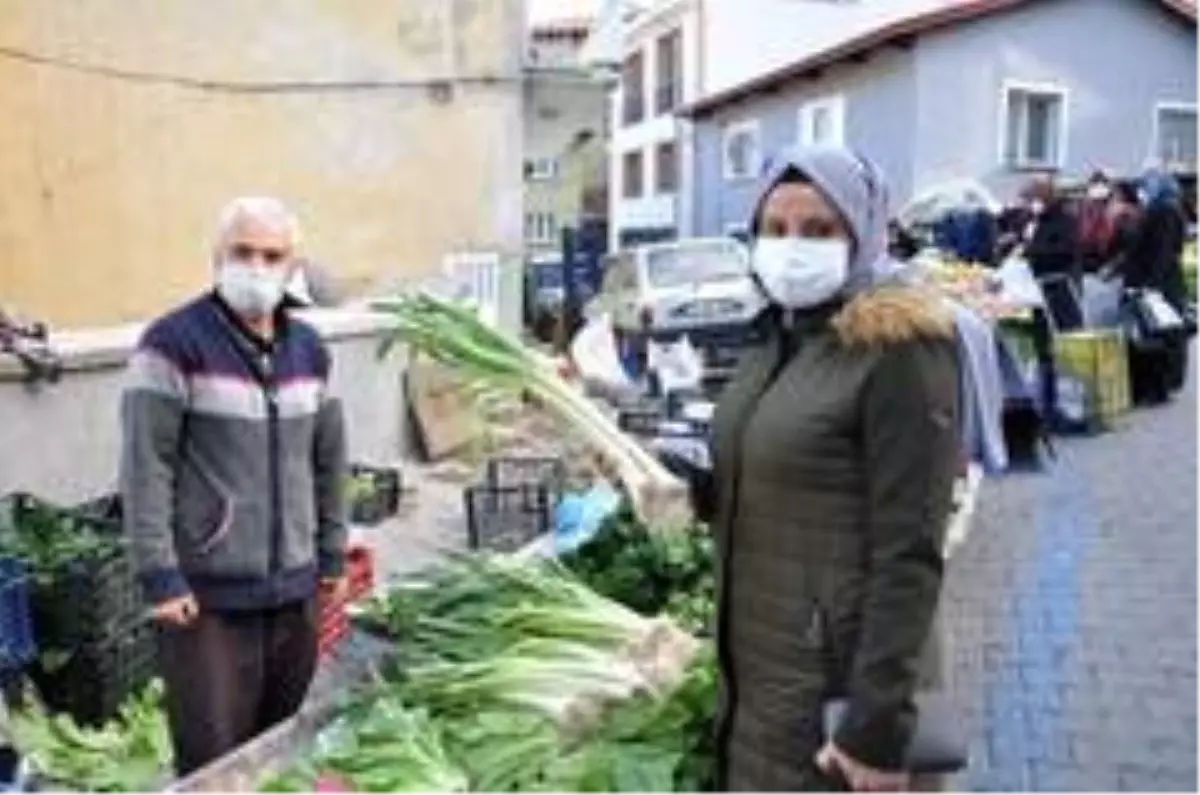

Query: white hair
[216,196,301,247]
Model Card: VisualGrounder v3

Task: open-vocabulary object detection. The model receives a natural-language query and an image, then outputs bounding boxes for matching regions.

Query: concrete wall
[0,310,408,504]
[0,0,526,329]
[690,46,917,235]
[912,0,1198,201]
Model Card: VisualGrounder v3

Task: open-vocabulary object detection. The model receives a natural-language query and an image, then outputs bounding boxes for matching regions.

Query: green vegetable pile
[265,553,718,792]
[0,497,121,574]
[562,504,716,637]
[7,679,172,792]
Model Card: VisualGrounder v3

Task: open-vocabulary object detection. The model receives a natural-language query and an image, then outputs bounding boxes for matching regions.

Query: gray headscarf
[749,145,903,298]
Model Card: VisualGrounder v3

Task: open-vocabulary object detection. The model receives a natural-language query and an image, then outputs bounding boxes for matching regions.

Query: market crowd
[892,167,1194,421]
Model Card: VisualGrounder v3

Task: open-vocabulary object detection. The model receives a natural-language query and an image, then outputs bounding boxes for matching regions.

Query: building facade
[608,0,701,249]
[0,0,526,329]
[681,0,1197,237]
[524,19,611,260]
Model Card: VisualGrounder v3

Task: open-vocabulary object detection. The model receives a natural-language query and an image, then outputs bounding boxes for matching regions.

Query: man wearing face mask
[120,196,348,776]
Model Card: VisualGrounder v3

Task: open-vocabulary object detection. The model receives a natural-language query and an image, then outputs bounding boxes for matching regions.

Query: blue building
[677,0,1197,237]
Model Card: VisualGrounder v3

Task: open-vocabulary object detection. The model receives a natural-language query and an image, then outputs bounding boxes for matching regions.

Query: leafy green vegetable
[263,696,467,793]
[563,504,716,635]
[9,679,172,792]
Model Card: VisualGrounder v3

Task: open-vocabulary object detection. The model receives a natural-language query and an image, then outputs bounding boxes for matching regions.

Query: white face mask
[1029,199,1046,216]
[1087,185,1111,201]
[216,260,289,318]
[751,237,850,309]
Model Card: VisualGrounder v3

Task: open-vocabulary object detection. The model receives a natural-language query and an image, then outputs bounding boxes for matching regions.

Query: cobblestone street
[945,351,1198,791]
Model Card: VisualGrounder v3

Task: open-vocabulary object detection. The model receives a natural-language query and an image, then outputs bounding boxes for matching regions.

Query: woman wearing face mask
[1077,171,1117,275]
[703,147,960,792]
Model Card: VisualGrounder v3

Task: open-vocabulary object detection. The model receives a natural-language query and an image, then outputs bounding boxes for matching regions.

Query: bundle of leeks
[373,292,689,526]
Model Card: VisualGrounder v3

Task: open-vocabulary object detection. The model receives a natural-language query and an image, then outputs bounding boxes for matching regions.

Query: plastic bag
[1081,275,1123,329]
[646,336,704,395]
[569,313,638,395]
[995,255,1045,309]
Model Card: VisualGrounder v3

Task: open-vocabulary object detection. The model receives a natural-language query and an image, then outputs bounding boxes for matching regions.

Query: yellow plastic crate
[1054,330,1131,430]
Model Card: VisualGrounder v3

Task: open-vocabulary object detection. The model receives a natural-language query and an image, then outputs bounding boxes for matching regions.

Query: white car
[586,237,765,384]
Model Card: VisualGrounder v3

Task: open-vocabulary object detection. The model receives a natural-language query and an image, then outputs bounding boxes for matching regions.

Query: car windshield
[644,243,747,288]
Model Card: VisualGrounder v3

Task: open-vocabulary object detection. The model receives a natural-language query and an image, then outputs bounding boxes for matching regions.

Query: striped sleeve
[120,327,191,604]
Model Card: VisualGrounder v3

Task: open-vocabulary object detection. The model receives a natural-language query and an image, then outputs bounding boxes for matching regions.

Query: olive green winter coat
[707,286,960,791]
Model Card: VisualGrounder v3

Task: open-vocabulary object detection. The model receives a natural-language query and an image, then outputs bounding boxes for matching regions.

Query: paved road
[944,354,1197,791]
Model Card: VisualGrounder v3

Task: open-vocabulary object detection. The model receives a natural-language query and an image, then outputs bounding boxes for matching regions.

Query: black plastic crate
[348,464,403,526]
[30,618,156,728]
[0,558,35,671]
[485,457,567,499]
[464,483,553,553]
[617,407,669,437]
[0,494,140,651]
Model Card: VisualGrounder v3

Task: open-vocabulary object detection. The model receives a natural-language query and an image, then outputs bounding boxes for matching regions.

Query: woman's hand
[816,742,910,792]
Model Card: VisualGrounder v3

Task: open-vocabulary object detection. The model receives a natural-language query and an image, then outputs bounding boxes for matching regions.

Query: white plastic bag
[1081,275,1123,329]
[569,313,638,395]
[995,254,1045,310]
[646,335,704,395]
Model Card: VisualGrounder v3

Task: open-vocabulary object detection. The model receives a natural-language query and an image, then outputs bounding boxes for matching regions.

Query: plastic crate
[485,457,567,498]
[0,558,34,671]
[345,545,375,602]
[30,619,156,728]
[0,494,140,651]
[348,465,403,526]
[617,408,669,437]
[464,483,553,553]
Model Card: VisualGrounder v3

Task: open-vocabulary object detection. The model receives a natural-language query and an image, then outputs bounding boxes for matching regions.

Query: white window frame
[797,95,846,148]
[526,211,558,244]
[998,80,1070,171]
[527,157,559,181]
[723,120,762,182]
[1152,100,1198,171]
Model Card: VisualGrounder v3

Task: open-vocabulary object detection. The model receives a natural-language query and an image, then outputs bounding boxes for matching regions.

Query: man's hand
[153,594,199,627]
[816,742,910,792]
[320,576,349,605]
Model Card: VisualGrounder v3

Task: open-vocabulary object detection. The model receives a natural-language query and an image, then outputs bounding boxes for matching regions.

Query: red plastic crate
[316,545,374,660]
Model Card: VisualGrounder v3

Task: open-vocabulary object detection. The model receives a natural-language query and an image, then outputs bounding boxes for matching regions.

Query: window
[723,121,761,181]
[525,157,559,181]
[655,30,682,115]
[525,211,558,244]
[655,140,679,194]
[798,96,845,148]
[1002,83,1067,169]
[622,51,646,126]
[1155,103,1198,171]
[623,149,645,198]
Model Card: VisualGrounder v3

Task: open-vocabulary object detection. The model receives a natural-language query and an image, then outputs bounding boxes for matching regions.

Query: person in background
[699,146,960,791]
[1098,181,1143,280]
[1018,175,1089,432]
[1121,169,1190,393]
[1022,175,1083,331]
[120,197,349,776]
[1077,170,1117,275]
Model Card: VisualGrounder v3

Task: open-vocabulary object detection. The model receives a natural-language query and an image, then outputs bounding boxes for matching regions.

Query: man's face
[219,216,295,276]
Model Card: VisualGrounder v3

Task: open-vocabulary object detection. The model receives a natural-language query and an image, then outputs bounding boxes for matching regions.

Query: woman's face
[758,182,852,242]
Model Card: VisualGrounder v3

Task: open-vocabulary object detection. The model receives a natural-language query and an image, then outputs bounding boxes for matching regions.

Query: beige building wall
[0,0,526,329]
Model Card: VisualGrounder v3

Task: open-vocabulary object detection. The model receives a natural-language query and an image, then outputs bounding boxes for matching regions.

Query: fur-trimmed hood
[830,285,956,347]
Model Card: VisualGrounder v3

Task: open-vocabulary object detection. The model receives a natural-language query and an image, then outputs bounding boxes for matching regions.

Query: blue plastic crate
[0,558,35,671]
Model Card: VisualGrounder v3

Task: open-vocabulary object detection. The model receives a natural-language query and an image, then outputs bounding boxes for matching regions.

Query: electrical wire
[0,43,523,93]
